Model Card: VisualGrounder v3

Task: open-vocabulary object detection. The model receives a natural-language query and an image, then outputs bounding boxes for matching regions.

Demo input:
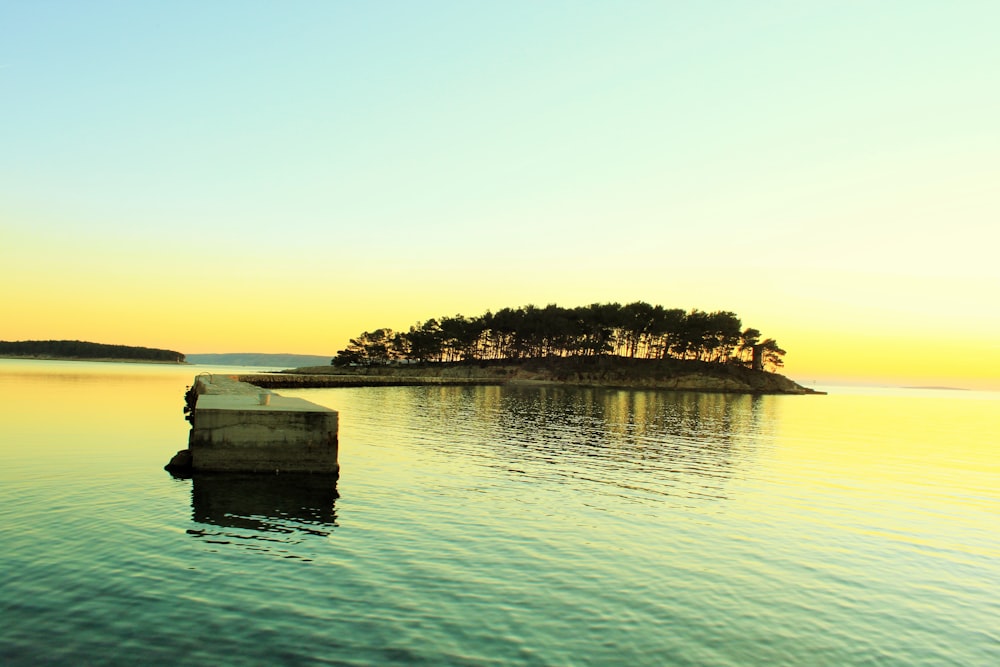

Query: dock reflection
[187,473,339,539]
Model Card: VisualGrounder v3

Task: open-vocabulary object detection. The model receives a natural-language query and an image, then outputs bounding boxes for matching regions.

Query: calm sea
[1,359,997,666]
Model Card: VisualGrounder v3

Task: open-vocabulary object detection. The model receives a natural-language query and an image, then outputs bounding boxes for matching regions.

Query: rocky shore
[242,358,822,394]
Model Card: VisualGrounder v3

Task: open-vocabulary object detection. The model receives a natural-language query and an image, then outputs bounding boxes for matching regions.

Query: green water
[1,360,997,665]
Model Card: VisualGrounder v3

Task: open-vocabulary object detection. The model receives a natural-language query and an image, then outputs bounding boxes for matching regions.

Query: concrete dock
[167,374,339,474]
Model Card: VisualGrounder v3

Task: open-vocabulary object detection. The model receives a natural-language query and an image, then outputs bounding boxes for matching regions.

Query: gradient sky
[2,2,998,389]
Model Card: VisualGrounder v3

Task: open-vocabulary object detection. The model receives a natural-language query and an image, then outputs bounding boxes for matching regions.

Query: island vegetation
[0,340,185,363]
[333,302,786,371]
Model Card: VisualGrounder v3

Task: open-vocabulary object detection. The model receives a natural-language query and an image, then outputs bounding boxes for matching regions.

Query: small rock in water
[164,449,193,474]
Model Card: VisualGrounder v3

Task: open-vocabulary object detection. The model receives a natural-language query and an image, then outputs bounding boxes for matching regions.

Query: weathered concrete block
[189,394,339,473]
[168,374,340,475]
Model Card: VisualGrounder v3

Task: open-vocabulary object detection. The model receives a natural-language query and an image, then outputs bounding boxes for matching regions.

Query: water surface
[1,360,997,665]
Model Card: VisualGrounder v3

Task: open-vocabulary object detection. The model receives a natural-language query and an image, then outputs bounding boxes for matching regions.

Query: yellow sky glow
[2,4,998,390]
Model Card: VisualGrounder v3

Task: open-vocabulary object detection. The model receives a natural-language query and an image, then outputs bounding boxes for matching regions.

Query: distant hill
[186,353,332,368]
[0,340,185,363]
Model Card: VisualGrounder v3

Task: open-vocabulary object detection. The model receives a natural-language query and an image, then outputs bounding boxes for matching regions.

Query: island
[0,340,185,363]
[243,302,821,394]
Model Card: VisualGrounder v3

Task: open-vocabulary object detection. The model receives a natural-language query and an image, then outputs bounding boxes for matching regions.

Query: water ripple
[3,369,999,666]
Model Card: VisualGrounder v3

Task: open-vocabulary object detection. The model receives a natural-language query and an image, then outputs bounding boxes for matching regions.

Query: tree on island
[332,302,786,371]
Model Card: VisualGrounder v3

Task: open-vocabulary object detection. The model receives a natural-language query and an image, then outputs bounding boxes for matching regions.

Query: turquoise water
[1,360,997,665]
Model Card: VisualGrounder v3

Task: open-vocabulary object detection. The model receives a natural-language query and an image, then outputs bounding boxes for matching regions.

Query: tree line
[333,302,786,371]
[0,340,186,363]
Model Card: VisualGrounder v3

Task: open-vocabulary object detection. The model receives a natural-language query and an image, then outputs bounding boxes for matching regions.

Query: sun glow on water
[2,361,998,665]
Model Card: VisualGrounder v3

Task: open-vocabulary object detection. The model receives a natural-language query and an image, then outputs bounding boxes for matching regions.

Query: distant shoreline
[0,355,187,365]
[0,340,185,364]
[901,385,969,391]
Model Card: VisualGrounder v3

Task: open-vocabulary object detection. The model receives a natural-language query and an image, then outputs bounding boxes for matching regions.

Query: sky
[2,2,998,389]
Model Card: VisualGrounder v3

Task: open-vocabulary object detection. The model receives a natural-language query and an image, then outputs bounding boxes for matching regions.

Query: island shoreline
[0,355,188,365]
[242,358,825,394]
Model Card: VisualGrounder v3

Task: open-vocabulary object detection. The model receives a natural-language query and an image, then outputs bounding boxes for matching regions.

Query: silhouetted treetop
[333,302,785,371]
